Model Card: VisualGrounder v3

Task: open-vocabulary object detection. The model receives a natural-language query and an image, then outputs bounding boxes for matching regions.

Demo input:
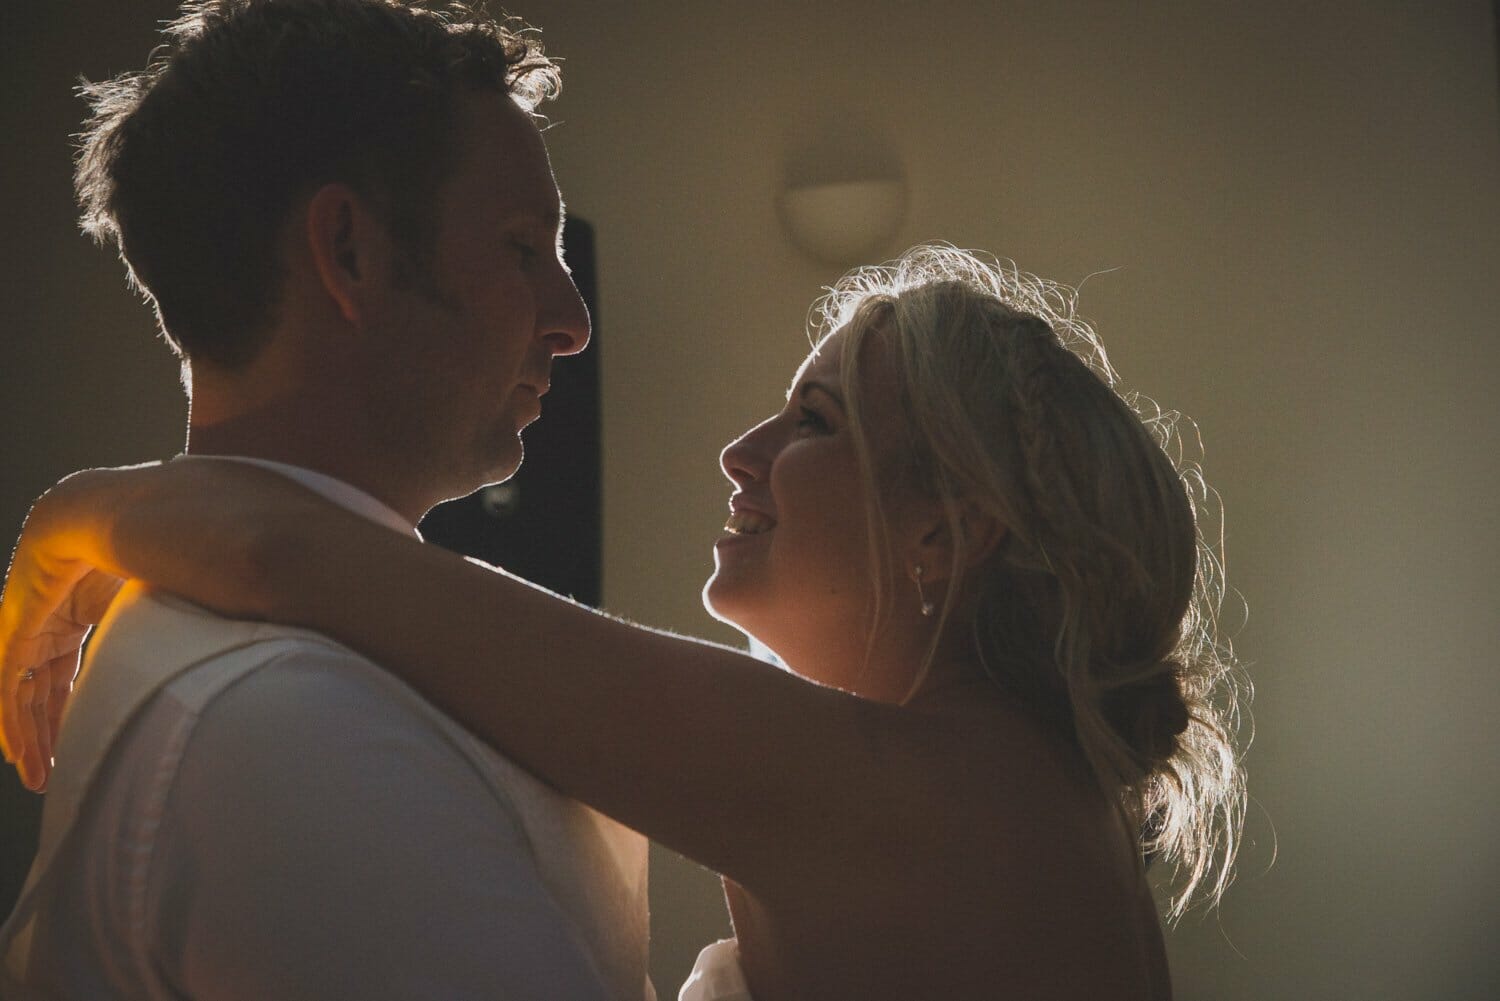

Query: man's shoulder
[74,583,575,826]
[95,582,351,665]
[72,581,366,723]
[114,591,538,803]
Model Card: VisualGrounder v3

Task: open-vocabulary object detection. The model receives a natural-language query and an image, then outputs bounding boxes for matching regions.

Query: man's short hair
[75,0,560,369]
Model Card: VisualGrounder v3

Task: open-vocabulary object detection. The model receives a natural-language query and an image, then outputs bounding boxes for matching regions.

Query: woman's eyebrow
[795,379,846,412]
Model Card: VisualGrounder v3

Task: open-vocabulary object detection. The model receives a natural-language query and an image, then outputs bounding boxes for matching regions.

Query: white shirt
[0,457,653,1000]
[678,940,754,1001]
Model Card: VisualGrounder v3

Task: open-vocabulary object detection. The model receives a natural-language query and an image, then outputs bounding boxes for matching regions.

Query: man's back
[1,582,652,999]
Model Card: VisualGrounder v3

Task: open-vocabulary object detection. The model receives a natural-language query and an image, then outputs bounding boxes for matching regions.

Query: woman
[0,245,1245,999]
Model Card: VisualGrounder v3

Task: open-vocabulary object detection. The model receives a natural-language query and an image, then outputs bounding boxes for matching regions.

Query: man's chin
[477,437,524,486]
[428,449,522,507]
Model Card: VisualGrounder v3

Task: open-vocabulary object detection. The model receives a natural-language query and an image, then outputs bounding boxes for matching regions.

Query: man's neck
[187,406,435,526]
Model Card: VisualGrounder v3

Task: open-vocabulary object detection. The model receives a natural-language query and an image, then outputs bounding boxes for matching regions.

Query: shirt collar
[179,455,420,538]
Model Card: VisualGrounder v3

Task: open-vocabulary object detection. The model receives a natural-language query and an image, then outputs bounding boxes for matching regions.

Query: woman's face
[704,328,907,681]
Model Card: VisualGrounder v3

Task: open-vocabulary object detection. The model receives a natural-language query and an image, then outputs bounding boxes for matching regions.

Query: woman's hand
[0,569,124,792]
[0,469,139,790]
[0,459,333,790]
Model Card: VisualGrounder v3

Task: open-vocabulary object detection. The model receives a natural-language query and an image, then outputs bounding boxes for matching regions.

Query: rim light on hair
[815,243,1249,920]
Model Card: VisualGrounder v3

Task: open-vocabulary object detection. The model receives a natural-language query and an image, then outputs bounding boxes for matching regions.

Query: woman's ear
[903,498,1007,584]
[304,183,392,327]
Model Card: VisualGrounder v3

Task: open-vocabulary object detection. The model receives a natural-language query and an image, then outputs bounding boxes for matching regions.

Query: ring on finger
[20,669,38,683]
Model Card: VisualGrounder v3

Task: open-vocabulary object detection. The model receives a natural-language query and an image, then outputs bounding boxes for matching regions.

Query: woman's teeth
[724,510,775,535]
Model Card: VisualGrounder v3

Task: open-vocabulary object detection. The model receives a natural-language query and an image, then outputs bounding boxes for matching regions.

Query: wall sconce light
[779,176,907,268]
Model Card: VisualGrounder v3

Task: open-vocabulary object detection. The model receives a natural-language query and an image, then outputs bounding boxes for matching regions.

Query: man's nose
[540,270,590,356]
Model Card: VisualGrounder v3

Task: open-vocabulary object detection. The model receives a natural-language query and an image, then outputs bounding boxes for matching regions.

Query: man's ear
[304,182,391,327]
[903,498,1007,584]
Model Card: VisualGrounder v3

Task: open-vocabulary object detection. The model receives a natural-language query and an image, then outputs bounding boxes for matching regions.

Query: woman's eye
[794,407,829,434]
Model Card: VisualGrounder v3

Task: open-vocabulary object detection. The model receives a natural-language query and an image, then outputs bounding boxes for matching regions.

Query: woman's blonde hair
[816,244,1247,919]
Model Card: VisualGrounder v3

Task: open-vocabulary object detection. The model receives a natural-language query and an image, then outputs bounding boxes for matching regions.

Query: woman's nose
[719,416,777,487]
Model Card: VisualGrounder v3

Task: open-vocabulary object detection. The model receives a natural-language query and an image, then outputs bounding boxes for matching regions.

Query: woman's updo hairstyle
[815,244,1247,918]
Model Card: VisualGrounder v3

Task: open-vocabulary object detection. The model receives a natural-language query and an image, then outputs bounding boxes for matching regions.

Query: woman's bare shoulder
[883,693,1112,837]
[851,696,1143,919]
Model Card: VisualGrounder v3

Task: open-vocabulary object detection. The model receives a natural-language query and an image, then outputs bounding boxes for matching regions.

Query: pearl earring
[913,564,935,618]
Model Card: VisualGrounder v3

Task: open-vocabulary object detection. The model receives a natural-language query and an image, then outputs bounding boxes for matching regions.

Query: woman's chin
[700,577,762,637]
[700,576,739,626]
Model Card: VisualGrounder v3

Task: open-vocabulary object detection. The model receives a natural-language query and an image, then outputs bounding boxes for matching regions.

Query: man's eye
[512,241,539,264]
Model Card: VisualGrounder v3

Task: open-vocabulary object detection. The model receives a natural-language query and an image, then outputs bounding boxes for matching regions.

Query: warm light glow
[779,178,906,266]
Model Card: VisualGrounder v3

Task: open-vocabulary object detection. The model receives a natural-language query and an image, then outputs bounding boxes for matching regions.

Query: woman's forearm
[270,512,901,889]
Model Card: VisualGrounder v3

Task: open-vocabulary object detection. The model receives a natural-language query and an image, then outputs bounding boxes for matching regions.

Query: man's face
[363,93,589,504]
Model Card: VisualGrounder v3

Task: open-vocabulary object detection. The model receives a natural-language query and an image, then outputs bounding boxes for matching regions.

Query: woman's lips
[723,508,776,535]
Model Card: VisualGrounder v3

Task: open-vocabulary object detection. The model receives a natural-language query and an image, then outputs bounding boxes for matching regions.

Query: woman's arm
[1,460,913,889]
[272,511,906,888]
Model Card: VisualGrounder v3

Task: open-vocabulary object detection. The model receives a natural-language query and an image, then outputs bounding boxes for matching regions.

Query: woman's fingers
[0,640,33,769]
[30,681,51,791]
[3,626,90,790]
[8,648,77,791]
[1,551,67,773]
[0,563,115,790]
[37,649,80,790]
[13,672,44,792]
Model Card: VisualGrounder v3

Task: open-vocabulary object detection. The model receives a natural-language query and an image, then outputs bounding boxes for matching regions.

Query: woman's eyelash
[795,406,828,431]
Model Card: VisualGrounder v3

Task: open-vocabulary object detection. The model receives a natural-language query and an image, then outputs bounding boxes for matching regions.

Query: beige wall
[3,2,1497,997]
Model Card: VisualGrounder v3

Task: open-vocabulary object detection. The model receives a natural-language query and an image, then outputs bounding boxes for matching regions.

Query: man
[0,2,652,997]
